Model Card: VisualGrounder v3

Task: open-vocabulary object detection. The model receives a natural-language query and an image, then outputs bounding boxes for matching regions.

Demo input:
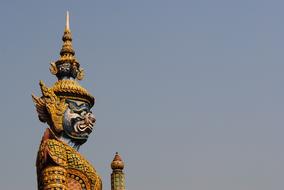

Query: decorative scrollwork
[32,80,67,133]
[49,62,58,75]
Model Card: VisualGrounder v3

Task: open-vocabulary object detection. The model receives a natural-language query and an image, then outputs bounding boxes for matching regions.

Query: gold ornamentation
[50,11,84,81]
[77,68,85,80]
[32,80,67,133]
[49,62,58,75]
[68,169,91,190]
[51,79,94,106]
[37,129,102,190]
[40,166,68,190]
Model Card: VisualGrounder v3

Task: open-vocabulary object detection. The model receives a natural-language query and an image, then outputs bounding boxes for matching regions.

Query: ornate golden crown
[32,12,95,134]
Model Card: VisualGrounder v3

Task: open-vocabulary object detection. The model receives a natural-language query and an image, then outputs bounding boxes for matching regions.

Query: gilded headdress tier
[52,79,94,106]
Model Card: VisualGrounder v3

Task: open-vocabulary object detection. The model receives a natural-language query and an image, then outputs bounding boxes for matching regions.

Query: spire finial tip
[66,11,70,30]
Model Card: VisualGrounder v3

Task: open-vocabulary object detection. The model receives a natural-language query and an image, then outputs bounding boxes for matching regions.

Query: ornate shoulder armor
[46,139,68,166]
[37,138,67,170]
[37,139,68,190]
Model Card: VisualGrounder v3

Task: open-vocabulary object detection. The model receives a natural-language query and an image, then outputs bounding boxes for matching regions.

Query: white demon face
[62,99,96,147]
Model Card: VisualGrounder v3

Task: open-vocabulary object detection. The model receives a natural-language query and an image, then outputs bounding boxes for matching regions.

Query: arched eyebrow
[66,100,90,111]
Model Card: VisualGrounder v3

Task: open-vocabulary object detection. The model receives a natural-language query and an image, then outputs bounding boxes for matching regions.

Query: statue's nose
[87,113,96,124]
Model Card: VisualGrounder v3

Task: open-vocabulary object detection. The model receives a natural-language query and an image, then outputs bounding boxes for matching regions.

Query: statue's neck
[59,135,81,151]
[43,128,82,151]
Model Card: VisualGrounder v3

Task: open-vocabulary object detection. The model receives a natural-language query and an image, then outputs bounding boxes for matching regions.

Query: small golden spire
[111,152,126,190]
[50,11,84,80]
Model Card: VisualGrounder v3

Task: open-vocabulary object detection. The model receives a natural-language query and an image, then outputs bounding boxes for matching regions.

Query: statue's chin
[61,131,89,146]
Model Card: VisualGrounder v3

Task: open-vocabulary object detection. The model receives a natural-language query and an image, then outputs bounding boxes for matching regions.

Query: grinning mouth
[74,122,94,134]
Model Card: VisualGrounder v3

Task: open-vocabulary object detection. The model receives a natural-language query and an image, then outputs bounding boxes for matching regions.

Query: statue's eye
[68,104,75,110]
[72,110,81,115]
[80,110,87,116]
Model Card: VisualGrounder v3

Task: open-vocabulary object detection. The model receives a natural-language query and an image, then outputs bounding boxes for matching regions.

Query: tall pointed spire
[60,11,74,56]
[49,11,84,80]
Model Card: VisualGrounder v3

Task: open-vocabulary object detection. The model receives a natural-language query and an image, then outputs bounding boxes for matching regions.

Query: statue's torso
[37,131,102,190]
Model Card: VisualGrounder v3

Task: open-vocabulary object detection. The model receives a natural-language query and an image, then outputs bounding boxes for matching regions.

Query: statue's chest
[66,147,100,190]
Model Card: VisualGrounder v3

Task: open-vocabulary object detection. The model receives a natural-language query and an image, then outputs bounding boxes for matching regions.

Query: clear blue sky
[1,0,284,189]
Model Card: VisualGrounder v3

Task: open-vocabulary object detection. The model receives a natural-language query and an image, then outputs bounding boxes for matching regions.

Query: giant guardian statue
[32,12,102,190]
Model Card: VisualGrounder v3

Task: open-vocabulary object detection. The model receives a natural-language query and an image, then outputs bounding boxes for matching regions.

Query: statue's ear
[32,94,49,123]
[33,81,67,133]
